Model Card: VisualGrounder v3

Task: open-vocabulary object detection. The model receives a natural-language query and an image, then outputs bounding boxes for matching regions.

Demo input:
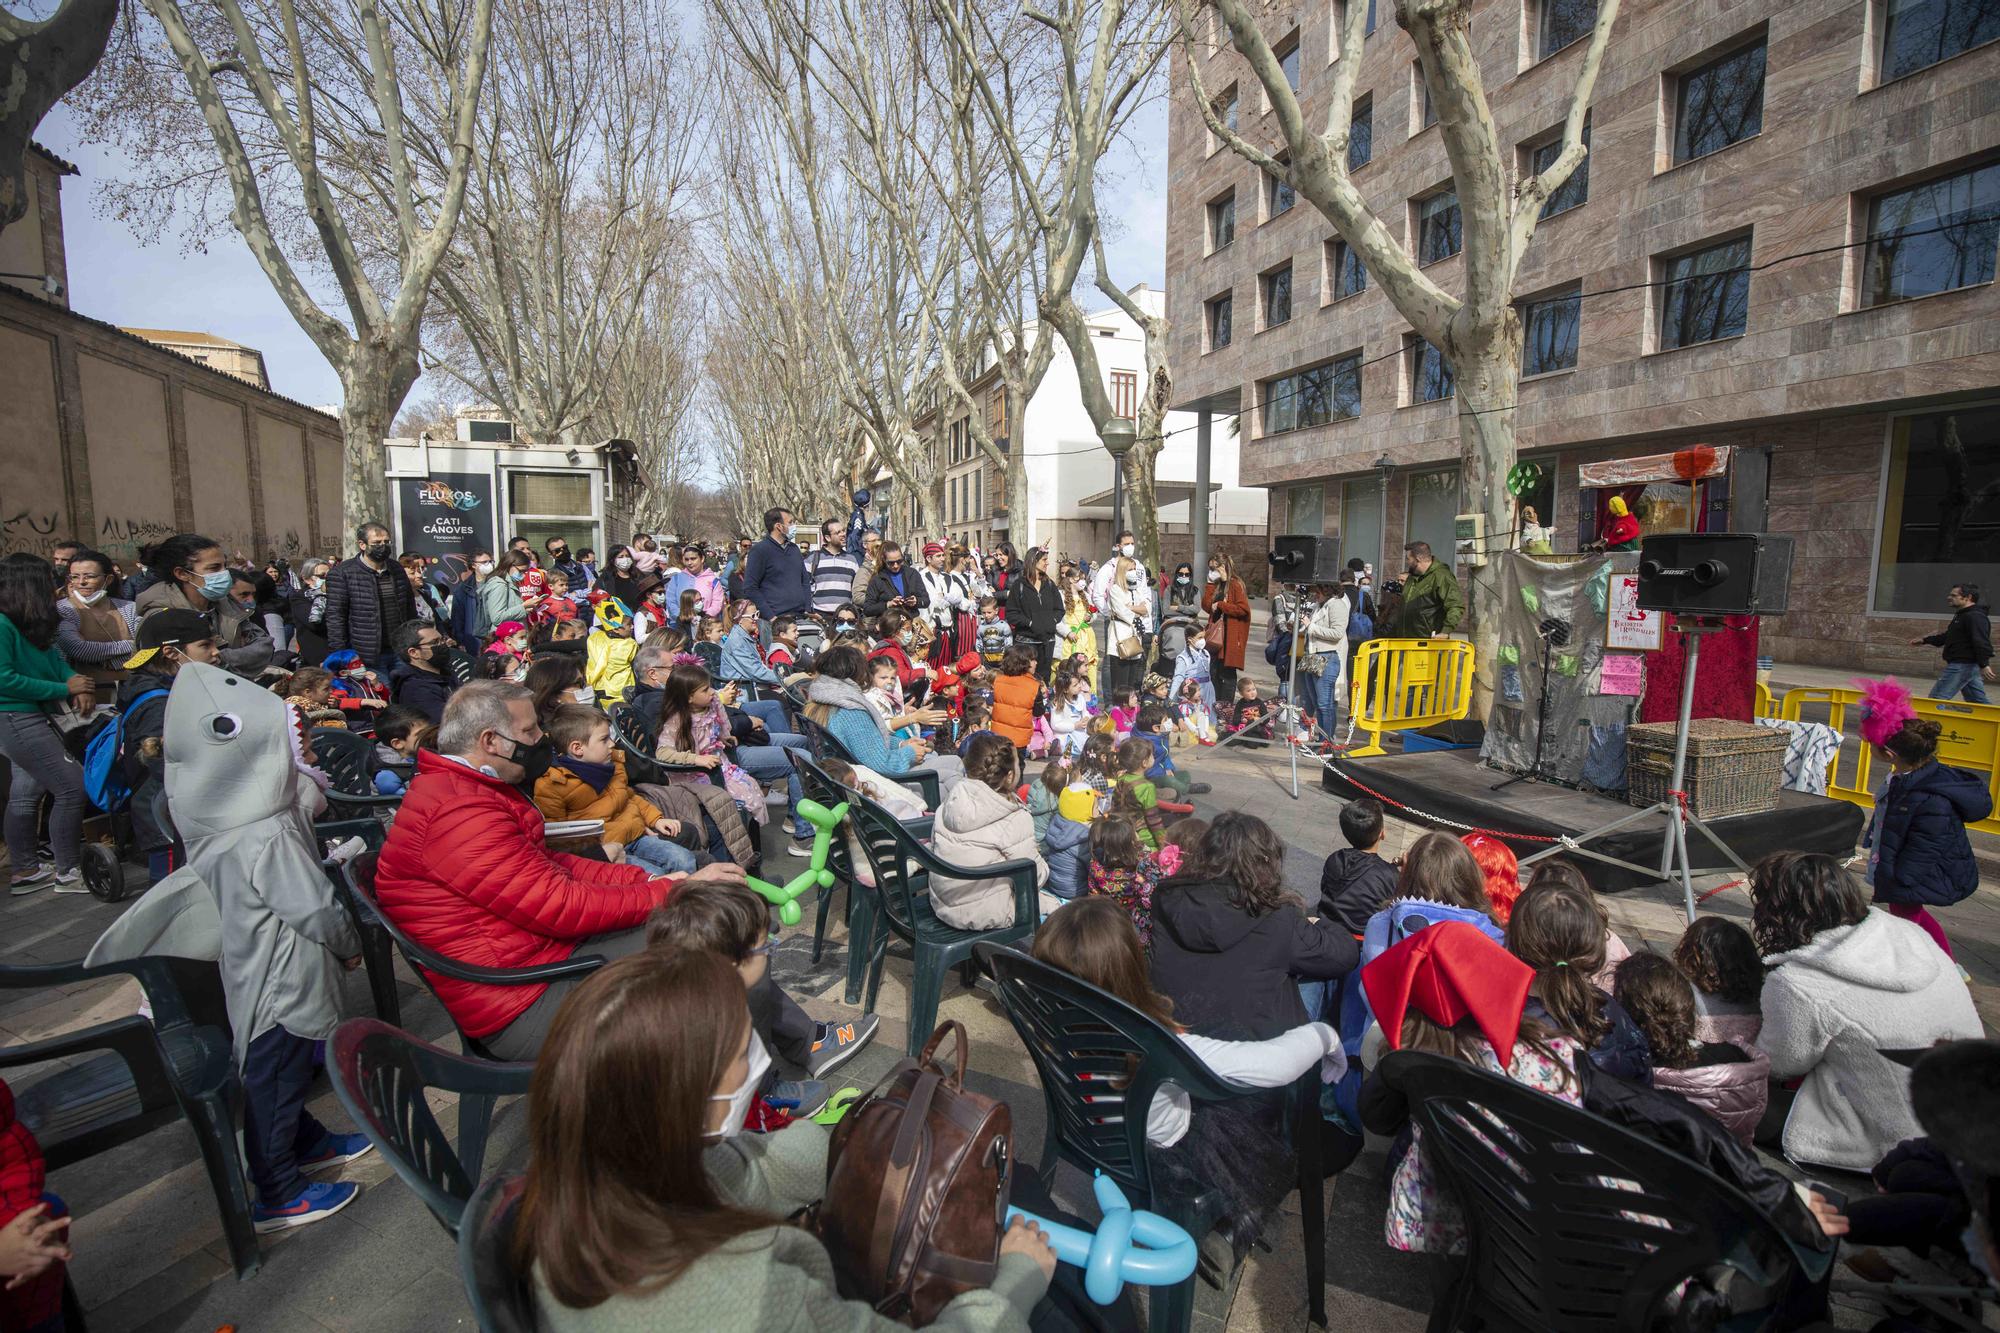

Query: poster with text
[396,471,495,577]
[1607,573,1664,652]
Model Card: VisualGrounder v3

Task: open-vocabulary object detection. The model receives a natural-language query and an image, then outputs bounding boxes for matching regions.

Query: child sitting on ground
[1087,814,1164,944]
[1175,679,1218,746]
[1508,876,1652,1084]
[975,594,1014,665]
[1360,831,1505,965]
[533,704,698,877]
[1132,702,1198,801]
[1459,833,1523,925]
[1047,667,1095,758]
[369,705,434,795]
[928,731,1048,930]
[1038,759,1091,901]
[1524,858,1631,988]
[1111,737,1168,850]
[988,644,1042,766]
[1671,916,1766,1047]
[284,666,346,729]
[1319,797,1400,936]
[957,698,996,757]
[1109,687,1140,738]
[1613,951,1768,1146]
[1227,678,1272,740]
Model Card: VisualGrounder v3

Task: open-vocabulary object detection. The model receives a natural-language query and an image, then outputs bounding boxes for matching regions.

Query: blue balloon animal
[745,797,846,926]
[1007,1173,1197,1305]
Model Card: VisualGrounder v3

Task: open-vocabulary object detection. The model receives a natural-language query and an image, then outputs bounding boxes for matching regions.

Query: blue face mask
[199,570,234,602]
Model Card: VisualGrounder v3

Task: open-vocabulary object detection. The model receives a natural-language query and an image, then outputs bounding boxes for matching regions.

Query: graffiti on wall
[2,511,62,553]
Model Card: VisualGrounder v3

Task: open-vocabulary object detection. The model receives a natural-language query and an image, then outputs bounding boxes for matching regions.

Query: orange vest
[991,672,1039,748]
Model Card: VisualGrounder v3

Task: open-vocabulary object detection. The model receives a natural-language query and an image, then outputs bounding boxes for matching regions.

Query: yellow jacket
[586,631,638,698]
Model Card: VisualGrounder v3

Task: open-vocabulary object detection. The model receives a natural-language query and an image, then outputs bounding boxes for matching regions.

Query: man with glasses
[544,538,589,603]
[388,620,455,722]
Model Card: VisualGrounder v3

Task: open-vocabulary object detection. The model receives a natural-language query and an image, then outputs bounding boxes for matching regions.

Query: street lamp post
[1103,417,1137,548]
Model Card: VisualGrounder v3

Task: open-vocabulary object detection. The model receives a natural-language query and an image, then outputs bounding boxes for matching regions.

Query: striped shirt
[808,548,863,612]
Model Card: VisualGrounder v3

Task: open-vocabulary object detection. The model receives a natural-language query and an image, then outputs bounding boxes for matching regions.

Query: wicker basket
[1626,718,1787,821]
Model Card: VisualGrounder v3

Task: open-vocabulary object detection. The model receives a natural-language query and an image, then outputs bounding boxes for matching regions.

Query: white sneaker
[9,866,51,895]
[50,868,87,894]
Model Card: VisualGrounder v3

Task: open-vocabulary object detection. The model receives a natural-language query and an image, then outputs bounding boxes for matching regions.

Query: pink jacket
[1651,1047,1771,1147]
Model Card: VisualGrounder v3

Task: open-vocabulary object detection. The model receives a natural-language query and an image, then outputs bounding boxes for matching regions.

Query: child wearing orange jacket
[532,705,697,876]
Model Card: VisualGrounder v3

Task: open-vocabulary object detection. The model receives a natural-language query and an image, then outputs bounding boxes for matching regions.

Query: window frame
[1326,238,1369,302]
[1527,120,1591,219]
[1537,0,1599,61]
[1276,30,1303,93]
[1206,291,1234,351]
[1670,35,1768,167]
[1262,262,1295,329]
[1877,0,2000,84]
[1519,284,1584,377]
[1857,158,2000,308]
[1110,370,1139,420]
[1260,353,1364,437]
[1415,188,1463,266]
[1404,334,1455,404]
[1266,156,1297,220]
[1208,83,1240,154]
[1348,95,1374,171]
[1653,232,1754,352]
[1207,189,1237,252]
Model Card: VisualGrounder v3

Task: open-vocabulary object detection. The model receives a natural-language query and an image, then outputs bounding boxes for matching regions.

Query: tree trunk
[339,393,393,545]
[0,0,118,229]
[1451,326,1521,721]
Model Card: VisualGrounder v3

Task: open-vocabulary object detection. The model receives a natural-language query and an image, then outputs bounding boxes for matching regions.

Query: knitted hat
[491,620,527,640]
[923,541,946,557]
[1362,921,1534,1064]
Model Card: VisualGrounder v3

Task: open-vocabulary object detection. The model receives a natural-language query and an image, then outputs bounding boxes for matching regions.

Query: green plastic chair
[847,795,1036,1056]
[793,711,942,809]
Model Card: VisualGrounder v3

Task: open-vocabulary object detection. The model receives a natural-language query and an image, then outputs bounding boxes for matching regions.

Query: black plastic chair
[1,955,260,1278]
[848,796,1036,1057]
[316,820,400,1025]
[973,943,1326,1333]
[341,851,605,1061]
[1378,1048,1834,1333]
[788,753,935,1003]
[308,726,403,820]
[327,1018,531,1235]
[459,1172,535,1333]
[605,701,707,787]
[794,710,942,808]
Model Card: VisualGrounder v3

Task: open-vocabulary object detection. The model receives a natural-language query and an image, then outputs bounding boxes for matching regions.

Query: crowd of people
[0,514,1994,1333]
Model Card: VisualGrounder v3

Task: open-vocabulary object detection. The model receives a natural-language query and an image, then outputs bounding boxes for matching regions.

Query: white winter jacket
[927,778,1047,930]
[1759,908,1982,1170]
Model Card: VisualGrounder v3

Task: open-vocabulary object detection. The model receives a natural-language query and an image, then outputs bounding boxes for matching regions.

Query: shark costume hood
[88,662,359,1067]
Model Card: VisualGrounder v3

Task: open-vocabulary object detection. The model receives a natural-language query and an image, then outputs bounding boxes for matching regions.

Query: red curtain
[1639,616,1761,724]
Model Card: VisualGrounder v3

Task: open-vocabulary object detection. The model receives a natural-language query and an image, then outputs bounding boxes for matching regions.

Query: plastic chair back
[458,1172,537,1333]
[606,702,674,785]
[309,727,380,796]
[327,1018,532,1235]
[1379,1048,1831,1332]
[795,711,855,764]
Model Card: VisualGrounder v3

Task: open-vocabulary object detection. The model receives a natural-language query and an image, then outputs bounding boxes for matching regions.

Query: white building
[912,286,1264,568]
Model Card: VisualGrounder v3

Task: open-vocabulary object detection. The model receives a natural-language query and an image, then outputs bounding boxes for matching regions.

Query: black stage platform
[1321,747,1866,892]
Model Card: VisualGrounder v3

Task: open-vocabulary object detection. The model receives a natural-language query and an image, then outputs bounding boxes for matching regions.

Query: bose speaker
[1269,535,1343,584]
[1635,533,1794,616]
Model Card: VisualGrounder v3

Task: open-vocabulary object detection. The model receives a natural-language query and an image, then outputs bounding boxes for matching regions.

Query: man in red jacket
[374,680,745,1059]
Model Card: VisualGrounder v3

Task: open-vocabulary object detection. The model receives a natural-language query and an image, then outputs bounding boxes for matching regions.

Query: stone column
[1192,406,1212,578]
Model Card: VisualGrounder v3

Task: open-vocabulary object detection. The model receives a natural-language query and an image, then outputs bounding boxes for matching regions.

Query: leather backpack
[813,1021,1012,1325]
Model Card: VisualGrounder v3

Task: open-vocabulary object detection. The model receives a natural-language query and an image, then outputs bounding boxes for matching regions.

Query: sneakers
[9,866,50,895]
[299,1132,375,1171]
[50,868,86,894]
[1186,782,1212,796]
[253,1180,359,1232]
[766,1078,830,1118]
[807,1014,880,1078]
[787,836,814,858]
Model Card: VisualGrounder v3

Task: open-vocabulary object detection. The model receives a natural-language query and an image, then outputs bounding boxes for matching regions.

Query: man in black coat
[1909,582,1994,704]
[858,541,931,619]
[387,621,455,724]
[325,522,417,675]
[741,507,812,623]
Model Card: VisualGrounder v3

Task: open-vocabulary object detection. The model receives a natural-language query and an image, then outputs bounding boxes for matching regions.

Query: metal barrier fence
[1345,638,1477,759]
[1776,686,2000,836]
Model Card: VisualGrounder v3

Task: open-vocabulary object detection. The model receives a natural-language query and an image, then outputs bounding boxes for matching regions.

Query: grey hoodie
[1760,907,1981,1169]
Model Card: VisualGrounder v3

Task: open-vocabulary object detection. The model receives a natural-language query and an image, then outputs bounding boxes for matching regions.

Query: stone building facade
[1166,0,2000,670]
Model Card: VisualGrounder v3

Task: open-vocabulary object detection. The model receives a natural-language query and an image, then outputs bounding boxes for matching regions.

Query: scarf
[557,755,617,794]
[807,674,893,744]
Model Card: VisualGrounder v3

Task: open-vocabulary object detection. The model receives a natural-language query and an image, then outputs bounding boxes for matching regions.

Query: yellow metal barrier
[1345,638,1477,758]
[1776,686,2000,836]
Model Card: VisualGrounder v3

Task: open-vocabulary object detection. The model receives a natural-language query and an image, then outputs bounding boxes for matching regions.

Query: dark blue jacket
[742,535,812,619]
[1872,760,1992,907]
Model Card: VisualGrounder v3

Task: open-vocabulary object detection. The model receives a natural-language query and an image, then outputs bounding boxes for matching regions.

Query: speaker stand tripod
[1212,583,1310,799]
[1518,618,1752,922]
[1491,626,1560,793]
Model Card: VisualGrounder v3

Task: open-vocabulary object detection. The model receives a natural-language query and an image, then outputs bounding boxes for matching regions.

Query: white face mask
[705,1031,771,1140]
[474,561,495,576]
[1208,568,1224,583]
[615,555,634,571]
[73,588,107,605]
[571,686,596,705]
[1120,543,1135,558]
[1126,571,1142,587]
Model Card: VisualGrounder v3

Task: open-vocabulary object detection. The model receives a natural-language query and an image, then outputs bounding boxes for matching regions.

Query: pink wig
[1855,676,1917,747]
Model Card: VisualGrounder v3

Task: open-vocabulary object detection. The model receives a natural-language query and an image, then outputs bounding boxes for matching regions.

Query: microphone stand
[1491,618,1567,792]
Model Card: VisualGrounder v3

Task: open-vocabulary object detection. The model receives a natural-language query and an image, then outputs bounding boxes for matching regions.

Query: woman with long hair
[1004,546,1063,682]
[596,543,650,614]
[1200,552,1251,699]
[133,532,273,676]
[526,654,592,722]
[518,950,1059,1330]
[1103,555,1148,697]
[0,553,94,892]
[477,549,532,629]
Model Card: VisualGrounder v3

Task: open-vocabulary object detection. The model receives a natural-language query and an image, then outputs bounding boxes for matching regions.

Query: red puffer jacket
[374,751,669,1038]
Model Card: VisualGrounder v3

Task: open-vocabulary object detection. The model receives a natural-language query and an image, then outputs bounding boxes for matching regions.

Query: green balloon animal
[746,797,849,926]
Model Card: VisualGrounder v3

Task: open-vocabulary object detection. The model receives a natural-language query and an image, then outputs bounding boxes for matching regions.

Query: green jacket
[1394,561,1464,637]
[0,615,76,712]
[532,1120,1048,1333]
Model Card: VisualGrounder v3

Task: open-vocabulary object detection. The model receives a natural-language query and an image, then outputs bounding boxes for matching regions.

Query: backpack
[82,690,169,812]
[814,1021,1012,1325]
[1347,587,1375,642]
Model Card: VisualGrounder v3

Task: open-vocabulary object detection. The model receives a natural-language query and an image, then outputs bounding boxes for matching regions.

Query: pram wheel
[81,842,130,902]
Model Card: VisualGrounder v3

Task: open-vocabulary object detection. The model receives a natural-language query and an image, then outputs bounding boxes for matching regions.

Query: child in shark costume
[88,662,370,1229]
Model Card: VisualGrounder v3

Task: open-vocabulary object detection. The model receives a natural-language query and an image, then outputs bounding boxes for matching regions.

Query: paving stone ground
[2,646,1993,1331]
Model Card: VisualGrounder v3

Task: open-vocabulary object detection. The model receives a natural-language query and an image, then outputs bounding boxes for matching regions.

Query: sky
[36,93,1172,417]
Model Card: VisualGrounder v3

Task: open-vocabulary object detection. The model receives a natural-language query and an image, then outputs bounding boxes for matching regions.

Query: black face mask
[550,549,566,561]
[424,643,450,668]
[498,732,554,786]
[366,542,393,561]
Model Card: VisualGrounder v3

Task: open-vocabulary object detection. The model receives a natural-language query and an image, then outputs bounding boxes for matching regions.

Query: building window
[1673,38,1766,164]
[1414,63,1436,130]
[1262,354,1362,435]
[1266,160,1296,219]
[1277,30,1302,91]
[1407,334,1455,402]
[1406,468,1462,564]
[1349,96,1374,170]
[1862,160,2000,307]
[1417,189,1462,265]
[1539,0,1597,59]
[1530,122,1590,218]
[1341,475,1384,572]
[1874,405,2000,612]
[1658,235,1752,350]
[1521,286,1583,375]
[1328,239,1368,300]
[1210,84,1239,151]
[1262,263,1294,327]
[1365,0,1377,34]
[1111,370,1138,419]
[1207,292,1234,350]
[1286,485,1325,536]
[1881,0,2000,81]
[467,419,514,443]
[506,470,599,558]
[1208,191,1236,251]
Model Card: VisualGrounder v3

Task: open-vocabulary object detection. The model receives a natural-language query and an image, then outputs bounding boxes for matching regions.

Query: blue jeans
[625,833,697,875]
[1313,659,1344,731]
[741,697,792,734]
[1930,662,1991,705]
[736,739,811,837]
